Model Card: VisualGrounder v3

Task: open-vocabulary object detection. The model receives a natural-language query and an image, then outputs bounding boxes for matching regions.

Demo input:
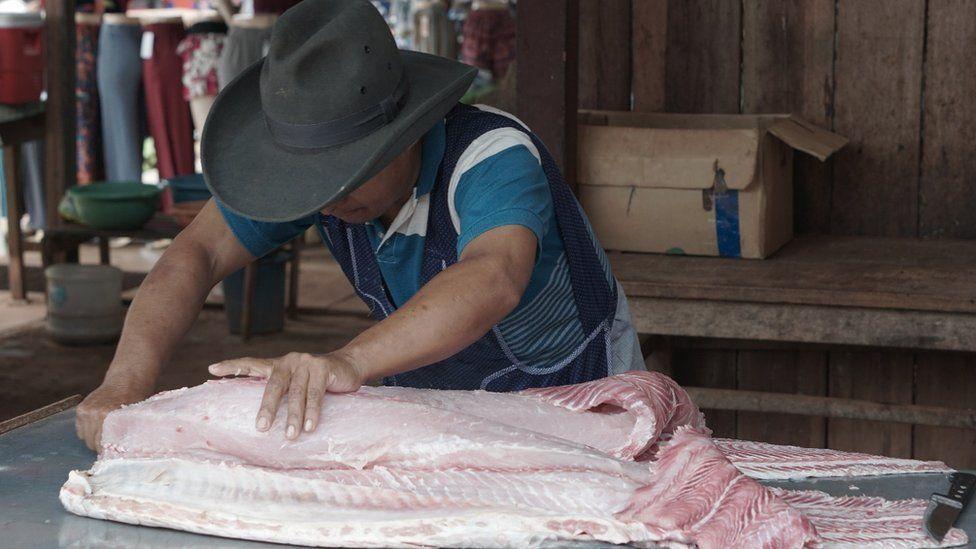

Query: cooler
[0,12,44,105]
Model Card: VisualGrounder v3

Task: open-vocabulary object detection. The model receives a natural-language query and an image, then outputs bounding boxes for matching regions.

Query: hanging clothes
[216,24,271,89]
[97,20,145,182]
[142,20,196,180]
[250,0,300,14]
[411,0,456,59]
[75,15,104,184]
[461,4,515,80]
[177,20,227,101]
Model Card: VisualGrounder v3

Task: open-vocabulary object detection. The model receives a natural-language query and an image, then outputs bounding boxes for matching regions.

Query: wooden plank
[736,350,827,447]
[913,353,976,469]
[664,0,741,114]
[671,349,736,437]
[827,352,913,458]
[919,0,976,239]
[0,395,82,435]
[517,0,579,185]
[691,387,975,429]
[625,297,976,353]
[44,0,77,229]
[610,236,976,315]
[578,0,631,110]
[660,0,740,420]
[740,0,835,234]
[631,0,667,112]
[2,145,25,301]
[830,0,924,236]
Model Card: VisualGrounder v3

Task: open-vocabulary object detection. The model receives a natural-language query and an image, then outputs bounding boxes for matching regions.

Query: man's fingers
[285,368,308,440]
[210,357,273,378]
[256,362,291,432]
[304,369,327,432]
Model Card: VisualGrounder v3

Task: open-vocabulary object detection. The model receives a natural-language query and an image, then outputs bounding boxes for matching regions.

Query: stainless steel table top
[1,409,973,548]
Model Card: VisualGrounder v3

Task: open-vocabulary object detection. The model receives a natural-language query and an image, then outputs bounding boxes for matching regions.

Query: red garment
[461,8,516,80]
[142,21,195,180]
[252,0,300,15]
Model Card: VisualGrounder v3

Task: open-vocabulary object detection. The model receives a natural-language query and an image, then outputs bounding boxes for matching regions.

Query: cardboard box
[577,111,847,258]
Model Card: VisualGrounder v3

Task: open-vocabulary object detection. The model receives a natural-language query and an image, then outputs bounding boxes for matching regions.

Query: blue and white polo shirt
[217,106,644,376]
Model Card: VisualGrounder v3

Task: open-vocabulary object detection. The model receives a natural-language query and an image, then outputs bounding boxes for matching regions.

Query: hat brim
[201,51,477,222]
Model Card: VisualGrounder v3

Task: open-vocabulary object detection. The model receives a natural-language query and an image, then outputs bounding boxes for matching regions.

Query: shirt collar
[365,120,445,233]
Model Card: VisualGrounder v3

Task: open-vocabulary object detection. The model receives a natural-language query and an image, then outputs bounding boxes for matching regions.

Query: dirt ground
[0,240,373,421]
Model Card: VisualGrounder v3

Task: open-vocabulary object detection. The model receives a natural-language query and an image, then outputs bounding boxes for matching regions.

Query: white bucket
[45,264,123,344]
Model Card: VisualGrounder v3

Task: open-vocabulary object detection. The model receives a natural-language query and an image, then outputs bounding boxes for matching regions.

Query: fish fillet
[715,438,952,480]
[61,372,966,548]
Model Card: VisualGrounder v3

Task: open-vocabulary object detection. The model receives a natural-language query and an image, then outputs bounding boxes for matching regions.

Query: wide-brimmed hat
[201,0,477,222]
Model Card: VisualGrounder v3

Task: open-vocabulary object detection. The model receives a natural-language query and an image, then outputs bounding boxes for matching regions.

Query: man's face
[320,141,421,224]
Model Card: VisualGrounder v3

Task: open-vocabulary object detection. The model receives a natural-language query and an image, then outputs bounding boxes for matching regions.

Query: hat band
[263,75,409,149]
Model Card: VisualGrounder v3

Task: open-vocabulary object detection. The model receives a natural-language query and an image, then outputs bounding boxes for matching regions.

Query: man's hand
[209,351,365,439]
[76,379,153,452]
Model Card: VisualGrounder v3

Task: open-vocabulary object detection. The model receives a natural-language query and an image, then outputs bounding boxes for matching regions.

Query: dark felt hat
[201,0,477,222]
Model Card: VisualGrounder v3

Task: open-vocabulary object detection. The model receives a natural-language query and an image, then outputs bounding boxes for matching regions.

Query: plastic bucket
[164,173,211,203]
[45,264,123,345]
[222,251,288,335]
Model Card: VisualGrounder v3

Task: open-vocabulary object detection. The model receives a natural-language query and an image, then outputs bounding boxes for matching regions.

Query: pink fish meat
[60,372,966,548]
[715,438,951,480]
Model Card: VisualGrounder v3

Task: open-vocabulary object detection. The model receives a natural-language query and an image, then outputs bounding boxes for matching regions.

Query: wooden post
[578,0,631,111]
[287,239,301,319]
[631,0,667,112]
[3,145,25,301]
[241,263,257,340]
[516,0,579,189]
[98,237,110,265]
[44,0,77,230]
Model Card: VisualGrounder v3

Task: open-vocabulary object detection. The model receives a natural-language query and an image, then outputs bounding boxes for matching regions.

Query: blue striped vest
[320,104,617,391]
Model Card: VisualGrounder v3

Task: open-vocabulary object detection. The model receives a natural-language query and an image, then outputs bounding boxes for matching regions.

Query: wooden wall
[578,0,976,467]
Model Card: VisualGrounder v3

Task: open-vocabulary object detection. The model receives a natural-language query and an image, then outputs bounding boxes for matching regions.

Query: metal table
[2,406,973,548]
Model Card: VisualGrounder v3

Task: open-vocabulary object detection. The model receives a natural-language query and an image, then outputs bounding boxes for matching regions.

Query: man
[76,0,643,450]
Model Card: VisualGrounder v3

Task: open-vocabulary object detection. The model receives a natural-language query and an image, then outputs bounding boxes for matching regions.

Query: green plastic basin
[65,183,161,230]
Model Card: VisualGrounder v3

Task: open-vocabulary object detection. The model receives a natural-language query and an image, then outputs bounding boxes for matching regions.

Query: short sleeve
[453,144,551,256]
[216,199,314,258]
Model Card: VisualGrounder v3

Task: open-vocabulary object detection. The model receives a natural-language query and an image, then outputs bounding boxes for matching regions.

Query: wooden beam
[740,0,835,234]
[687,387,976,429]
[631,0,667,112]
[578,0,631,110]
[831,0,924,236]
[3,145,25,301]
[517,0,579,188]
[44,0,77,229]
[626,297,976,353]
[920,0,976,238]
[664,0,741,114]
[0,394,82,435]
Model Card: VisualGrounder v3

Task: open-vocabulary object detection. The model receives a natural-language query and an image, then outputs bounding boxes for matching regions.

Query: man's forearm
[104,242,220,393]
[340,255,524,382]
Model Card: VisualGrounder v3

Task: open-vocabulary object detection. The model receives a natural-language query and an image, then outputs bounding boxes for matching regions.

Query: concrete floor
[0,239,373,421]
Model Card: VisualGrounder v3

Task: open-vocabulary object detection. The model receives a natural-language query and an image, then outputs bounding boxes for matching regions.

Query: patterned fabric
[76,21,104,184]
[461,8,516,79]
[320,105,618,392]
[177,33,226,100]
